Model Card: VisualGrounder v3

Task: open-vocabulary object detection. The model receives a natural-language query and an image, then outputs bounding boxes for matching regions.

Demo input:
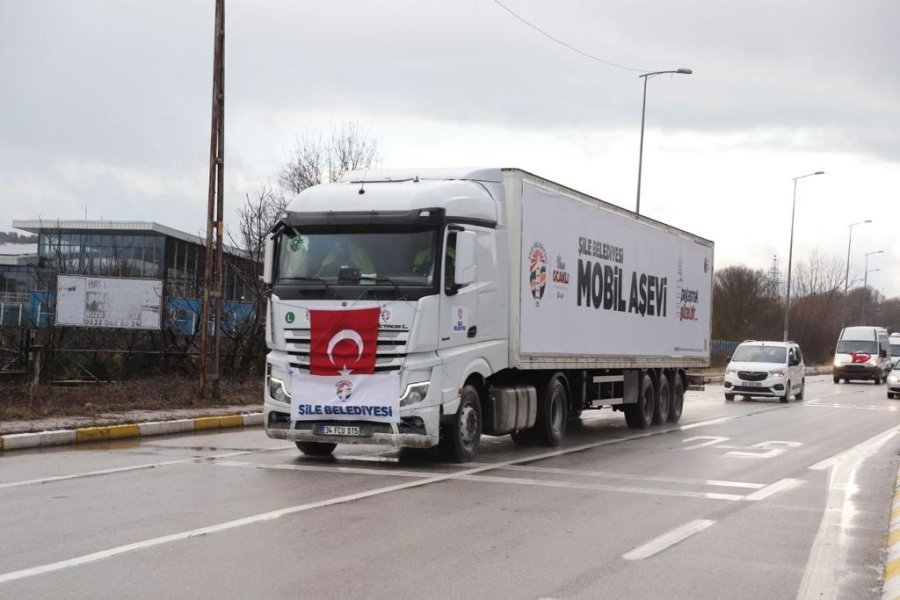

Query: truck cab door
[439,229,479,351]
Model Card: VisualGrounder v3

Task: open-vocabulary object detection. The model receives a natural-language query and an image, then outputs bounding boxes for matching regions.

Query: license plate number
[318,425,364,436]
[744,381,762,387]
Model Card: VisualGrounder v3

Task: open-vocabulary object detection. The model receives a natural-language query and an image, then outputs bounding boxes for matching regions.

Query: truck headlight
[866,358,878,366]
[267,376,291,403]
[400,382,430,407]
[833,358,842,367]
[769,369,785,378]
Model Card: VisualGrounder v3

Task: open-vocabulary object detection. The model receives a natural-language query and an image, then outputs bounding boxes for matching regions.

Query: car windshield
[891,343,900,356]
[731,345,786,363]
[836,340,878,354]
[274,226,440,299]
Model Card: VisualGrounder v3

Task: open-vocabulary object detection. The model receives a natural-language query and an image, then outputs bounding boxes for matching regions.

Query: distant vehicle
[888,362,900,400]
[832,326,891,384]
[890,333,900,369]
[723,340,805,402]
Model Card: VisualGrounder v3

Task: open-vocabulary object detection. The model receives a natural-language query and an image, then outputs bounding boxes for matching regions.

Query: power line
[492,0,646,72]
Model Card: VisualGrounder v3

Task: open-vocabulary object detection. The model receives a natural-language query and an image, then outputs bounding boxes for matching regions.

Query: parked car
[888,362,900,400]
[724,340,805,402]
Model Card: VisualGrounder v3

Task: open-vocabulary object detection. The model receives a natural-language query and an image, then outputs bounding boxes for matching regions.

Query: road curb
[884,464,900,600]
[0,412,263,453]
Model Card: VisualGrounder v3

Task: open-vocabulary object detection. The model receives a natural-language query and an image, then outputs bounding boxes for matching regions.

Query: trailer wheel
[668,374,684,423]
[653,374,670,425]
[532,373,568,446]
[440,384,482,462]
[624,373,654,429]
[296,442,336,457]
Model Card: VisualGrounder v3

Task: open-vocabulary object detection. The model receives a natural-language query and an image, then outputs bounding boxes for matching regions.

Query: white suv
[723,341,805,402]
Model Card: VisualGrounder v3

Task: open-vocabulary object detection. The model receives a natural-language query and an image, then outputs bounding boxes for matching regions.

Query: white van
[890,333,900,369]
[832,326,891,384]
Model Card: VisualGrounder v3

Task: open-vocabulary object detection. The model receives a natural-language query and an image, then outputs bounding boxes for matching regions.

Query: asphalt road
[1,375,898,599]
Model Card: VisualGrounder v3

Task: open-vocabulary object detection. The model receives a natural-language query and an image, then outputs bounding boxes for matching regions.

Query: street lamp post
[860,250,884,323]
[635,68,692,215]
[783,171,825,342]
[842,220,872,329]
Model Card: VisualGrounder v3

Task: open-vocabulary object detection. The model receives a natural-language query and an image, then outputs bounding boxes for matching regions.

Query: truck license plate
[318,425,364,436]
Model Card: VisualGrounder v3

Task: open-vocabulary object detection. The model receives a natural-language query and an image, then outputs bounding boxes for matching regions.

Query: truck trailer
[262,168,714,461]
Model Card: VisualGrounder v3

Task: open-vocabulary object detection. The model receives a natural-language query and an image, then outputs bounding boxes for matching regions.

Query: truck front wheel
[440,384,482,462]
[625,373,654,429]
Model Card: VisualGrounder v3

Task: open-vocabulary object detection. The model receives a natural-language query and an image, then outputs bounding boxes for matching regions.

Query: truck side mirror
[453,231,476,287]
[263,234,275,284]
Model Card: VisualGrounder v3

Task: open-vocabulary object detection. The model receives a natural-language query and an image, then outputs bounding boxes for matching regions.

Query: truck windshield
[274,227,439,299]
[836,340,878,354]
[731,346,786,363]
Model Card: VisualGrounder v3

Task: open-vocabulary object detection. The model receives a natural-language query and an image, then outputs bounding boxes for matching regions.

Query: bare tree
[278,121,381,194]
[712,265,781,342]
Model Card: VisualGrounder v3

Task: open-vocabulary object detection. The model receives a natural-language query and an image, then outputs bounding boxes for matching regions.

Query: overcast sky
[2,0,898,296]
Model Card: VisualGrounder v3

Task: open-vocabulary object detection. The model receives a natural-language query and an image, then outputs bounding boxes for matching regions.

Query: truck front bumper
[834,365,880,380]
[264,402,441,449]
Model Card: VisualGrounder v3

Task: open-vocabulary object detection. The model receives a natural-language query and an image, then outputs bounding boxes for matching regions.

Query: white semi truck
[262,168,713,461]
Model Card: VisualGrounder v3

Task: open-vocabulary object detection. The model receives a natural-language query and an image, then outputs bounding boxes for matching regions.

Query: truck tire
[440,384,482,462]
[624,373,654,429]
[668,374,684,423]
[653,374,670,425]
[533,373,568,446]
[296,442,337,456]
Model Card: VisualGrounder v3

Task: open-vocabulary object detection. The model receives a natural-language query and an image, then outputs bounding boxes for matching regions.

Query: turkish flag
[850,352,871,364]
[309,307,380,376]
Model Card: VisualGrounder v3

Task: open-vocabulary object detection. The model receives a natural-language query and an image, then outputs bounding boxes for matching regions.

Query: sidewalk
[0,404,263,452]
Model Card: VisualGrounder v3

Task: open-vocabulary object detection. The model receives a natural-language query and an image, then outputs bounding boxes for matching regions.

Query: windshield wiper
[358,275,406,297]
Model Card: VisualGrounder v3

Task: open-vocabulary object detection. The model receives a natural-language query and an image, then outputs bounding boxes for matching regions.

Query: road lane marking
[622,519,716,560]
[0,412,751,584]
[460,463,765,489]
[216,460,755,499]
[797,424,900,600]
[0,448,289,490]
[743,478,802,501]
[804,402,900,412]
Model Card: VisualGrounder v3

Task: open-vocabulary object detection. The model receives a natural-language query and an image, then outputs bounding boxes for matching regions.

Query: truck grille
[284,326,408,373]
[738,371,767,381]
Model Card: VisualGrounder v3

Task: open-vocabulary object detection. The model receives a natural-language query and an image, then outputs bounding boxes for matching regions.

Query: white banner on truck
[519,181,712,359]
[56,275,163,330]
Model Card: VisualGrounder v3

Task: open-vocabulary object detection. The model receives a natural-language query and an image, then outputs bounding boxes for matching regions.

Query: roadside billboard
[56,275,162,330]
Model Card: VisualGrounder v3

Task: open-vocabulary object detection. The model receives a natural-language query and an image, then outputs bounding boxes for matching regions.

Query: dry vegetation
[0,376,260,422]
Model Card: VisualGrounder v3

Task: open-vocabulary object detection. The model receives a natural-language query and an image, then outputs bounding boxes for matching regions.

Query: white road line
[217,460,753,499]
[622,519,716,560]
[0,448,288,490]
[804,402,900,412]
[461,463,765,489]
[743,478,802,501]
[0,412,745,584]
[796,424,900,600]
[457,474,746,501]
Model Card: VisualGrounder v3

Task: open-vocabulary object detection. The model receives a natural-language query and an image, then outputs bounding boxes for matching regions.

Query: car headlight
[400,382,430,407]
[888,374,899,384]
[725,368,736,375]
[833,358,842,367]
[769,369,785,377]
[866,358,878,366]
[267,376,291,403]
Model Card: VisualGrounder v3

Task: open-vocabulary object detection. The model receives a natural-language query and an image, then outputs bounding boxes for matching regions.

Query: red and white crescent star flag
[309,307,379,375]
[291,307,400,424]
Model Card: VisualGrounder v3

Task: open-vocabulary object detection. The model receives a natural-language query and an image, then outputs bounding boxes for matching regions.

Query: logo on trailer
[528,242,548,305]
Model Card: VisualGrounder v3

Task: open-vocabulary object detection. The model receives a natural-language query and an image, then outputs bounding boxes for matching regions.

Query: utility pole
[198,0,225,402]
